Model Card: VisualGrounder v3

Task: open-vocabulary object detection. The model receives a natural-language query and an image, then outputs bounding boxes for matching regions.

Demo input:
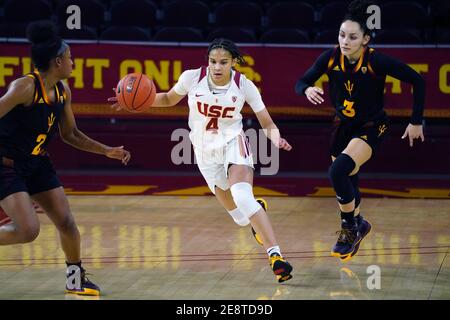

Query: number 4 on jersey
[197,102,236,131]
[206,118,218,131]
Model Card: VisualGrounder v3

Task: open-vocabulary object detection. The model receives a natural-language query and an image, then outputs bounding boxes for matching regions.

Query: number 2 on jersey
[31,134,47,155]
[342,99,356,117]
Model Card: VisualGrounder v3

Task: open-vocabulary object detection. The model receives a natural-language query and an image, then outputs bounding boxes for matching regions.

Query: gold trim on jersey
[340,46,366,73]
[367,48,376,76]
[327,45,339,70]
[35,71,51,105]
[55,83,64,104]
[35,70,61,105]
[26,74,39,103]
[55,83,60,99]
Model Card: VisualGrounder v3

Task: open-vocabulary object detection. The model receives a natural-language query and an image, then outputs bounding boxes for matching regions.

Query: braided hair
[342,0,377,37]
[26,20,69,71]
[207,38,246,66]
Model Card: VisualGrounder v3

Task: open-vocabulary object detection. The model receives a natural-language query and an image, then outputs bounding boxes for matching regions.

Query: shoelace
[336,228,356,244]
[80,268,94,284]
[270,254,284,265]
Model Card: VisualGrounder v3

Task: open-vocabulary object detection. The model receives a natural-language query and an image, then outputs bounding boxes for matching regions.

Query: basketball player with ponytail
[295,0,425,261]
[110,38,293,283]
[0,21,131,295]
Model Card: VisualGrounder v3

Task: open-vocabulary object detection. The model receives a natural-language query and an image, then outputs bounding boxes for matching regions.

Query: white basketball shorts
[194,132,254,194]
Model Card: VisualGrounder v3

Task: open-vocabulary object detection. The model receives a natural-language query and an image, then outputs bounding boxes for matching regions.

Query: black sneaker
[65,266,101,296]
[331,220,362,258]
[340,215,372,262]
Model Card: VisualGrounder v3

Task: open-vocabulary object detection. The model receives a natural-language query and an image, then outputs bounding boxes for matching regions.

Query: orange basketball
[116,73,156,112]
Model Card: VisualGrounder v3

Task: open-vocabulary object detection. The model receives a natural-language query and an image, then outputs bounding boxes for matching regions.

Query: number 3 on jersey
[31,134,47,155]
[342,99,356,118]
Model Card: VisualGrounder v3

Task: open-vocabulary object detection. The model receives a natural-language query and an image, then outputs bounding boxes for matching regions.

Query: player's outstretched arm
[60,84,131,165]
[255,109,292,151]
[294,48,332,105]
[108,87,185,110]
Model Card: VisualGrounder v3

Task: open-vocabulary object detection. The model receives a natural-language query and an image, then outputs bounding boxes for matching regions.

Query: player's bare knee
[18,223,40,243]
[55,213,77,234]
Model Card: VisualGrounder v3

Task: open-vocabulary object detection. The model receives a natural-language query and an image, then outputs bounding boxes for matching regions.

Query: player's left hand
[401,124,424,147]
[105,146,131,165]
[276,138,292,151]
[108,88,123,111]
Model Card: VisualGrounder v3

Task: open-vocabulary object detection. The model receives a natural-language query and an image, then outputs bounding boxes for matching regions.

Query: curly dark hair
[26,20,66,71]
[207,38,246,66]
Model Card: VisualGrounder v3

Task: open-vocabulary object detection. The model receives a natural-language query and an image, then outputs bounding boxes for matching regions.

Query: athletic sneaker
[65,266,101,296]
[331,220,361,258]
[269,253,293,283]
[340,215,372,262]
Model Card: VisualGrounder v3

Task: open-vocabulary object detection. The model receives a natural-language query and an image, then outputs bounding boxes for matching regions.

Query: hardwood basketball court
[0,195,448,300]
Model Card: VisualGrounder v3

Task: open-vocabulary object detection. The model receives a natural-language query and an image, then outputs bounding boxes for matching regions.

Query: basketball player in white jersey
[110,39,293,282]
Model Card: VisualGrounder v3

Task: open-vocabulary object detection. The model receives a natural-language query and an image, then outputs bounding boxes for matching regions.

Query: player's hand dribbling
[276,138,292,151]
[105,146,131,165]
[305,86,324,105]
[401,124,424,147]
[108,88,123,111]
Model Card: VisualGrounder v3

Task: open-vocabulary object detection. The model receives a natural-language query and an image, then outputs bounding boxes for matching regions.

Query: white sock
[267,245,281,257]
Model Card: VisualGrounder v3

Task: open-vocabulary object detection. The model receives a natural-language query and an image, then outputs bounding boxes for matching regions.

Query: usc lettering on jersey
[174,66,265,152]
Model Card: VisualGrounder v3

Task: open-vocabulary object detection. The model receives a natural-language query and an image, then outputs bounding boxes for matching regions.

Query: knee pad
[329,153,356,180]
[228,208,250,226]
[230,182,261,219]
[349,174,361,208]
[328,153,356,204]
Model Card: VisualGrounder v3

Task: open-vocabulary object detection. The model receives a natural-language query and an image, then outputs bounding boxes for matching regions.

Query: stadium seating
[56,0,105,29]
[267,2,315,30]
[153,26,203,42]
[162,0,209,28]
[374,28,423,44]
[59,25,98,40]
[110,0,157,29]
[261,28,310,44]
[0,0,444,44]
[214,1,263,30]
[100,25,151,41]
[207,26,257,43]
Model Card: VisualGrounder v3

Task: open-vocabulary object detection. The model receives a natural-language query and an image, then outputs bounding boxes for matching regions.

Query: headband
[56,40,69,56]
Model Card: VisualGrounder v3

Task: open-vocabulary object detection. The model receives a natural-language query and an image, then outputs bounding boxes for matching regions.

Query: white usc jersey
[173,66,265,151]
